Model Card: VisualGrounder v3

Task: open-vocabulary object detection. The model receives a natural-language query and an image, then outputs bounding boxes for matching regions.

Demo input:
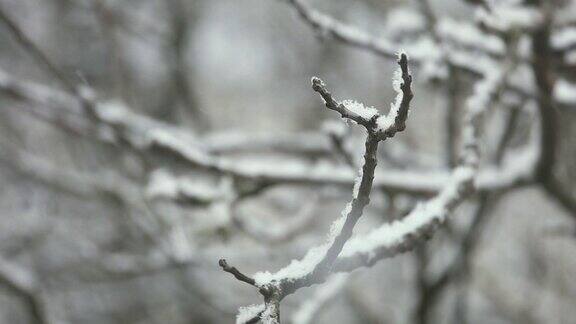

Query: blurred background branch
[0,0,575,323]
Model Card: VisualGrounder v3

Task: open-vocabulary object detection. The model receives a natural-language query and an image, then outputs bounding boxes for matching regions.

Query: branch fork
[221,54,414,323]
[311,53,413,141]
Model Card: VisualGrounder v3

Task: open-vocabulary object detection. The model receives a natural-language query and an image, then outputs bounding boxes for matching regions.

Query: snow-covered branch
[220,53,413,323]
[280,0,550,106]
[225,37,528,320]
[0,69,532,204]
[225,53,414,323]
[2,1,575,323]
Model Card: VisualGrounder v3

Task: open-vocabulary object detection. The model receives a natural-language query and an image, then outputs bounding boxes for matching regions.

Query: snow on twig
[223,53,414,323]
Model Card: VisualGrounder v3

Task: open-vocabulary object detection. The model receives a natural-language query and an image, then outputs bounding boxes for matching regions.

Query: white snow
[477,142,538,189]
[553,79,576,106]
[352,157,365,197]
[340,166,474,259]
[466,62,502,115]
[96,100,216,170]
[254,163,477,284]
[438,18,505,55]
[384,8,425,36]
[403,37,446,81]
[403,37,440,62]
[250,50,497,285]
[253,206,349,285]
[376,54,405,132]
[341,100,379,121]
[551,27,576,51]
[236,304,265,324]
[261,303,280,324]
[476,5,542,32]
[253,149,372,286]
[336,58,496,261]
[145,168,221,202]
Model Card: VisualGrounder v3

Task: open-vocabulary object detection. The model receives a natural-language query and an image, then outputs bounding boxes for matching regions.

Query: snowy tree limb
[280,0,532,99]
[202,131,332,156]
[0,6,532,208]
[0,147,204,276]
[304,48,499,296]
[415,102,525,322]
[0,69,532,201]
[411,27,526,323]
[227,46,501,321]
[226,53,414,323]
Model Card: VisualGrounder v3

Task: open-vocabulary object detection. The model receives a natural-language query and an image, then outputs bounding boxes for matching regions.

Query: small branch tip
[311,76,323,90]
[219,258,257,287]
[398,53,409,74]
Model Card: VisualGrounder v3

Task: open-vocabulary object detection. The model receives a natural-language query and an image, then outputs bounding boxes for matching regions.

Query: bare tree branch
[225,53,414,323]
[0,69,533,201]
[219,259,257,287]
[281,0,533,102]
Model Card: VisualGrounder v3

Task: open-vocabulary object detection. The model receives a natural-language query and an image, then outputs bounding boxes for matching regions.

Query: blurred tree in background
[0,0,576,323]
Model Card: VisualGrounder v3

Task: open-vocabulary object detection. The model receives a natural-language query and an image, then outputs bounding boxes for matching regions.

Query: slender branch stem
[219,259,257,287]
[0,5,75,93]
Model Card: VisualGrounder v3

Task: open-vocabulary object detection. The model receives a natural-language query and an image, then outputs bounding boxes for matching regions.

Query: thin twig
[0,5,75,93]
[219,259,257,287]
[281,0,533,102]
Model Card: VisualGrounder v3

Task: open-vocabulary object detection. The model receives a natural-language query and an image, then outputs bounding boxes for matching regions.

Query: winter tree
[0,0,575,323]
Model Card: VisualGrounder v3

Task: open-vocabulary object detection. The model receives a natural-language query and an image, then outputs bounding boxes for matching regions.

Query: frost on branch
[340,100,378,121]
[3,1,576,323]
[219,43,496,322]
[335,166,476,269]
[553,79,576,107]
[222,52,414,322]
[375,52,414,135]
[311,52,413,141]
[475,3,543,33]
[236,304,265,324]
[339,55,515,274]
